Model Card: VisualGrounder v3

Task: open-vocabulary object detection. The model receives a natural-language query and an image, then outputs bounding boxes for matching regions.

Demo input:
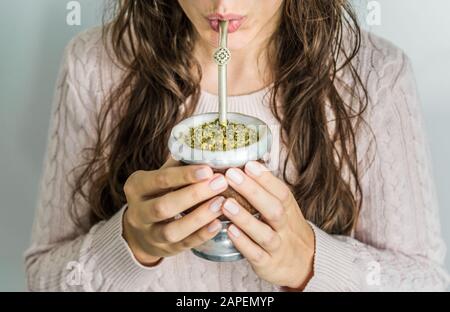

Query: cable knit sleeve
[24,26,449,292]
[302,44,449,291]
[24,29,167,292]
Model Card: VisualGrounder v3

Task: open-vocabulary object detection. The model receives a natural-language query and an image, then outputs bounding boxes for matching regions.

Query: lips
[207,13,246,33]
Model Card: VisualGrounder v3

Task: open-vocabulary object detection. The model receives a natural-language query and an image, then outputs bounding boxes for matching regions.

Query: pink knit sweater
[24,26,449,291]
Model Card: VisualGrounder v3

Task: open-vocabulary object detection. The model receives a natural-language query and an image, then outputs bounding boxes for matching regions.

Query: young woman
[25,0,449,291]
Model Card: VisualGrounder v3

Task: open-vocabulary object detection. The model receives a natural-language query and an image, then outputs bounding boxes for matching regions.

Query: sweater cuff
[302,222,362,292]
[90,204,165,290]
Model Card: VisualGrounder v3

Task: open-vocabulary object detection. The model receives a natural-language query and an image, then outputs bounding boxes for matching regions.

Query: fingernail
[195,167,213,180]
[208,221,221,233]
[223,200,240,215]
[209,197,225,213]
[209,175,227,191]
[246,161,263,176]
[226,169,244,185]
[228,224,240,237]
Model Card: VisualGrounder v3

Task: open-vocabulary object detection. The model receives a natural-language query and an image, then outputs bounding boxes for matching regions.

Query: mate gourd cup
[168,112,273,262]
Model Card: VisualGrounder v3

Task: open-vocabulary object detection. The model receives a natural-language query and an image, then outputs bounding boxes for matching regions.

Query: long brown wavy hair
[70,0,370,235]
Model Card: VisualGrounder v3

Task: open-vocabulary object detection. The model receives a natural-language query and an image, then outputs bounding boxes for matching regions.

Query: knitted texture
[24,26,449,291]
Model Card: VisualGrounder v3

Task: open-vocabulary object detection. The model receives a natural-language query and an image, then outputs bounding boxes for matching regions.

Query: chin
[205,30,250,51]
[228,36,250,51]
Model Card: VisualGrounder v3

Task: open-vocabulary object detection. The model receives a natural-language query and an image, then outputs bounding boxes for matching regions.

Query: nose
[211,0,231,13]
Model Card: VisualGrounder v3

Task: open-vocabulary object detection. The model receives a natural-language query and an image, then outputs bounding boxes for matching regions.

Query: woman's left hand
[222,161,315,290]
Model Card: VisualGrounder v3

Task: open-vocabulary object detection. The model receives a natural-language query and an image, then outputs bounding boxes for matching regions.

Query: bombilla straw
[214,20,230,126]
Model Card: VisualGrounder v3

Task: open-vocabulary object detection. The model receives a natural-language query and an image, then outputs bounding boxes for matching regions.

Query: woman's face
[178,0,284,51]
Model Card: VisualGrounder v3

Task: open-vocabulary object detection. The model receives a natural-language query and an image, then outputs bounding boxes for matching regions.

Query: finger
[161,155,181,169]
[144,174,228,223]
[222,198,281,254]
[151,196,225,244]
[244,161,295,209]
[172,219,223,252]
[125,164,215,199]
[225,168,287,231]
[227,224,271,268]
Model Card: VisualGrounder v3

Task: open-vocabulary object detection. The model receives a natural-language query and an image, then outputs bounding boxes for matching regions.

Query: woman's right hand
[122,158,228,266]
